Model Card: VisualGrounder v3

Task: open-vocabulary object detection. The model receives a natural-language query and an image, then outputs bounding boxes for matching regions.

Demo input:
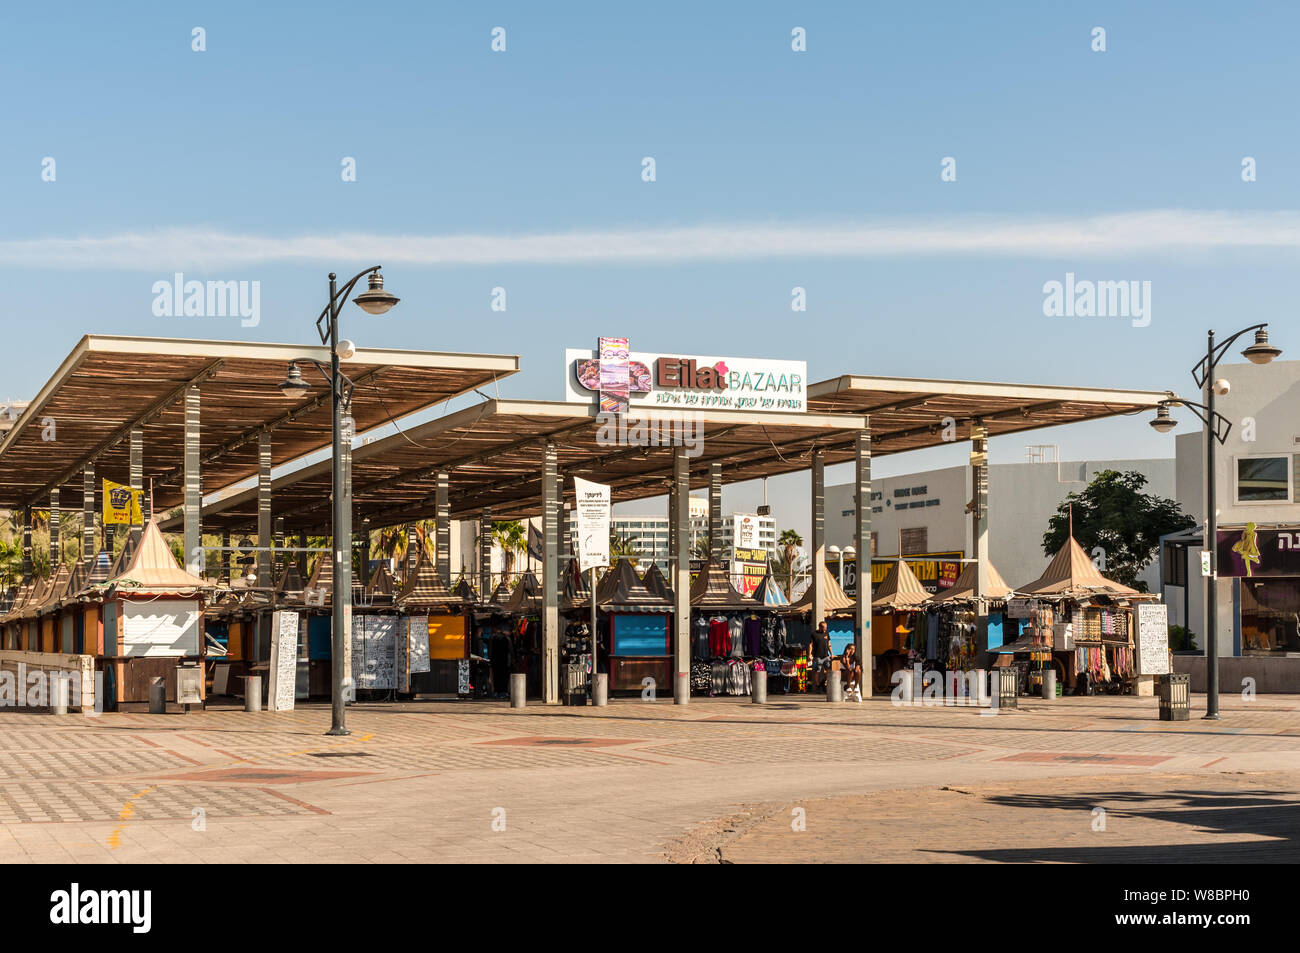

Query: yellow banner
[102,479,143,525]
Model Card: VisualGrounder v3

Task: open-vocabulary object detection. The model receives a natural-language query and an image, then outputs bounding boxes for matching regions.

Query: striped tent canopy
[275,561,306,602]
[931,560,1013,604]
[872,559,931,611]
[0,577,37,625]
[790,565,855,613]
[24,562,76,619]
[487,579,513,607]
[562,559,593,609]
[690,559,752,610]
[396,549,459,610]
[1017,535,1141,599]
[752,571,789,607]
[365,563,397,605]
[303,549,334,606]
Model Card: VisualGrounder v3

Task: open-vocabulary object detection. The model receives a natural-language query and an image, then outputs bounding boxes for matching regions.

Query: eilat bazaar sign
[566,339,807,413]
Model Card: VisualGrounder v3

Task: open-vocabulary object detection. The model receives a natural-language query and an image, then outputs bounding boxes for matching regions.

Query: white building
[825,451,1178,595]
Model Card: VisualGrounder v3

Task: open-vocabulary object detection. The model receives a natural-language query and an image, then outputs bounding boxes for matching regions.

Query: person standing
[808,621,832,691]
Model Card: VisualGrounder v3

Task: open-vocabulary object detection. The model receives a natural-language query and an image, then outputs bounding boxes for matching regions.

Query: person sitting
[841,643,863,701]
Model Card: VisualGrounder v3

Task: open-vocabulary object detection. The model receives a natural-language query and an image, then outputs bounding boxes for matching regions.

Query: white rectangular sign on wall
[121,601,200,657]
[268,610,300,711]
[573,477,611,573]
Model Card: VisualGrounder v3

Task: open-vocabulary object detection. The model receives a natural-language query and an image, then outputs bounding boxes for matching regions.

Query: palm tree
[609,530,642,567]
[491,520,527,583]
[689,535,712,561]
[375,520,436,568]
[778,529,803,598]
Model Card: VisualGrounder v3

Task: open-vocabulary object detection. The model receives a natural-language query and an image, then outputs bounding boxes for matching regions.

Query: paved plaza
[0,692,1296,863]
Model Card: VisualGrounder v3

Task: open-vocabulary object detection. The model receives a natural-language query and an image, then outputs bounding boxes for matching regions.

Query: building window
[1241,579,1300,655]
[1161,543,1186,587]
[901,527,927,556]
[1236,455,1292,504]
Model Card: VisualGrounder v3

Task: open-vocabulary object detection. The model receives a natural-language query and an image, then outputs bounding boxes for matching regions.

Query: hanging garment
[926,614,939,659]
[708,617,730,657]
[728,616,745,658]
[711,660,728,696]
[744,616,762,657]
[690,660,712,693]
[693,615,710,658]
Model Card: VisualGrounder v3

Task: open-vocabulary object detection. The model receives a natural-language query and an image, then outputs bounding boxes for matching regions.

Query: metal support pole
[854,428,872,694]
[1205,330,1221,720]
[327,272,350,736]
[221,529,231,584]
[357,518,369,591]
[542,443,559,704]
[183,385,202,574]
[82,465,95,561]
[20,506,31,577]
[971,421,990,658]
[435,472,450,581]
[130,426,144,525]
[275,516,286,578]
[708,461,722,558]
[407,525,418,579]
[257,431,272,588]
[479,508,492,597]
[49,490,59,570]
[811,449,826,626]
[672,447,690,704]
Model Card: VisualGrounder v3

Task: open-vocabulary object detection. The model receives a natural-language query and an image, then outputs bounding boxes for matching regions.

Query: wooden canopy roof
[172,398,868,530]
[0,335,518,511]
[790,565,855,613]
[930,560,1013,603]
[1016,536,1142,600]
[690,559,753,610]
[871,559,931,611]
[807,375,1173,456]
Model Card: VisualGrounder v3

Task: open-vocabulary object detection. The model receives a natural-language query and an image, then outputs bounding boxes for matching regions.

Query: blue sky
[4,2,1298,530]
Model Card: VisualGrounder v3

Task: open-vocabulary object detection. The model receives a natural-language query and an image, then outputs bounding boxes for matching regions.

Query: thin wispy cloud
[3,211,1298,269]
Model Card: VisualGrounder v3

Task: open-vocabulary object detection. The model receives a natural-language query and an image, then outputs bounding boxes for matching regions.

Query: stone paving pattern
[0,692,1295,863]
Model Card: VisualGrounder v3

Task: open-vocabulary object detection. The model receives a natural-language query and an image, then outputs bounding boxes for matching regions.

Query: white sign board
[733,514,759,549]
[121,601,200,657]
[355,615,398,690]
[267,611,300,711]
[1006,598,1037,619]
[408,615,431,674]
[565,348,807,413]
[573,477,611,572]
[1200,551,1212,577]
[1136,604,1171,676]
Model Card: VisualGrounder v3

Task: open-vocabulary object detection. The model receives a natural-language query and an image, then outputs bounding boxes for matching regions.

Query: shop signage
[566,338,806,413]
[1216,523,1300,577]
[689,557,730,578]
[102,478,144,525]
[1006,598,1038,619]
[1135,604,1170,676]
[731,547,768,597]
[573,477,611,573]
[841,552,963,597]
[734,514,759,549]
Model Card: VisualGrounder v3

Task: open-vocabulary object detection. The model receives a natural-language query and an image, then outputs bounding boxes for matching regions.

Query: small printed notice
[1136,603,1171,676]
[268,611,300,711]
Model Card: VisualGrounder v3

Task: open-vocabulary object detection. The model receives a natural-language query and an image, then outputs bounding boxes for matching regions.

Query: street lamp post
[1150,324,1280,720]
[278,267,398,736]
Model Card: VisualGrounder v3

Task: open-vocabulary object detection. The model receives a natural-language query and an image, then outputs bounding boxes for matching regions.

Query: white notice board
[408,615,431,674]
[268,610,300,711]
[1135,604,1170,676]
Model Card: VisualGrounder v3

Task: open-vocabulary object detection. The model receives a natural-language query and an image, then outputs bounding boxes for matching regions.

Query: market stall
[594,558,673,693]
[870,559,932,693]
[927,559,1016,678]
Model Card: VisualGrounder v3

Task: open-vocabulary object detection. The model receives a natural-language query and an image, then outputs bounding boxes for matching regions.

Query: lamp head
[1149,403,1177,434]
[1241,327,1281,365]
[337,338,357,360]
[353,271,399,315]
[278,362,310,399]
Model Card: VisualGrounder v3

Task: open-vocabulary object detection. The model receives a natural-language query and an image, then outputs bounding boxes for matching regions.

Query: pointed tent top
[562,559,593,609]
[87,548,114,585]
[487,579,514,607]
[505,571,543,615]
[752,571,789,607]
[1,578,36,623]
[106,520,208,594]
[304,550,333,604]
[397,548,459,610]
[791,565,855,613]
[368,563,397,597]
[641,562,674,602]
[596,558,672,609]
[690,559,754,609]
[452,575,478,604]
[931,560,1013,603]
[275,561,306,601]
[28,562,75,618]
[872,559,931,611]
[1017,534,1140,599]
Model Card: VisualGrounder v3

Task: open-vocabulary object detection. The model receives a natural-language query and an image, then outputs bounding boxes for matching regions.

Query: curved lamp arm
[1192,322,1269,389]
[1161,398,1232,445]
[314,265,382,345]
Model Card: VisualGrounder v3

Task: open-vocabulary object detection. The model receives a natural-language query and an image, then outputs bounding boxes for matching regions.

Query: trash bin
[562,663,588,706]
[997,666,1018,709]
[1158,673,1190,721]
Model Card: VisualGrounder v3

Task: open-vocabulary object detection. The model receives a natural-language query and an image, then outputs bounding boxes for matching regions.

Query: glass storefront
[1240,576,1300,655]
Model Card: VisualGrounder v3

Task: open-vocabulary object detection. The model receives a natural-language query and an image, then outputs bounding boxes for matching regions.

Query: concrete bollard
[592,673,608,707]
[148,677,166,714]
[244,676,262,713]
[674,672,690,705]
[827,669,843,703]
[751,669,767,704]
[1042,669,1056,704]
[509,673,527,709]
[898,666,915,704]
[52,676,70,715]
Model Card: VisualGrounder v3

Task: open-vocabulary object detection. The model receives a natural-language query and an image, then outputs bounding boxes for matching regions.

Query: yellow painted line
[106,786,156,850]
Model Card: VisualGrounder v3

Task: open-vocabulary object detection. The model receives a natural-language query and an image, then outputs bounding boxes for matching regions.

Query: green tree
[609,530,642,567]
[777,529,804,598]
[491,520,527,581]
[1042,469,1194,591]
